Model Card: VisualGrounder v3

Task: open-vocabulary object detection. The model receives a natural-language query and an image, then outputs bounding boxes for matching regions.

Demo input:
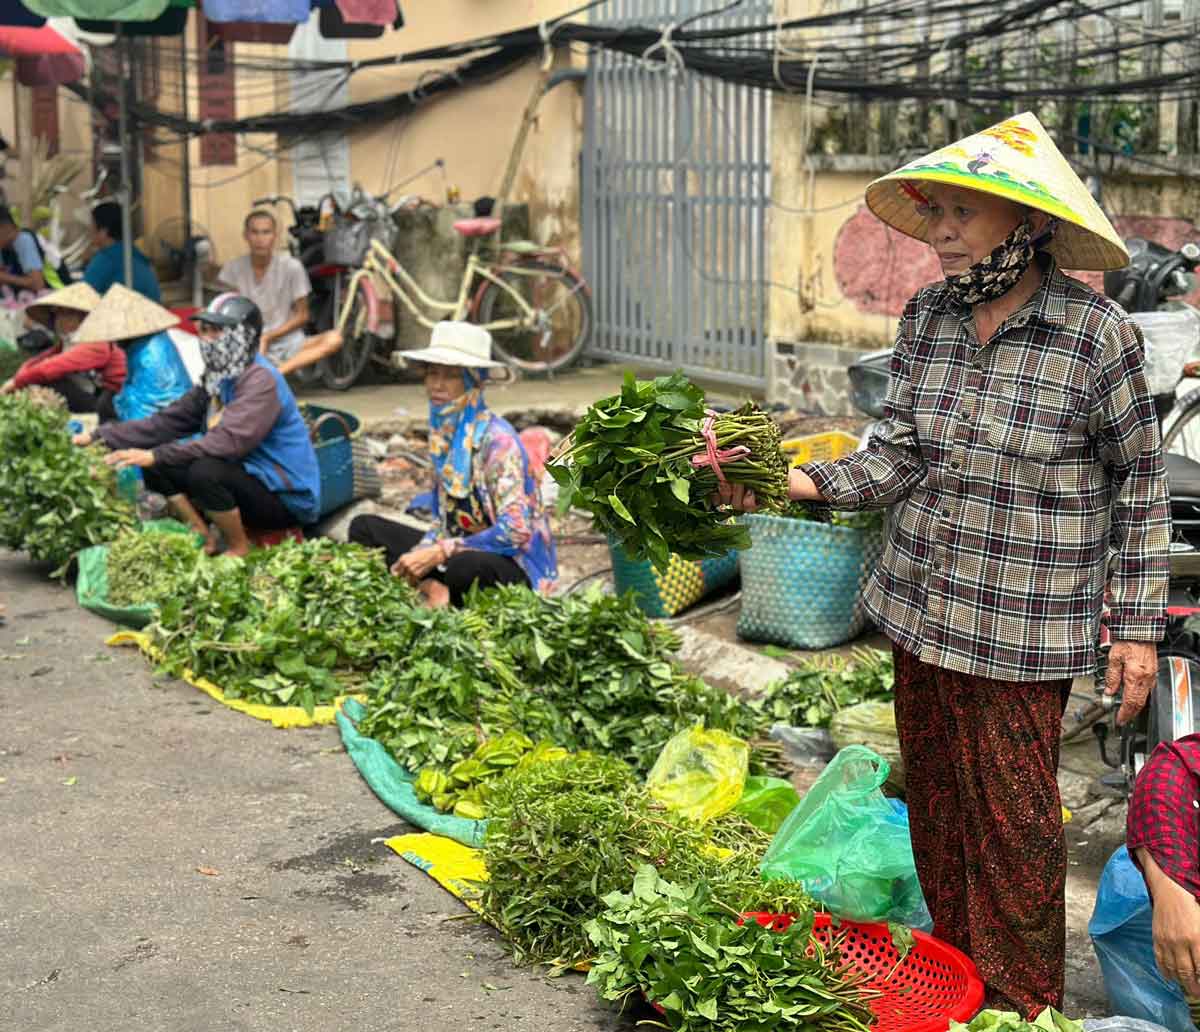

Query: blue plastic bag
[114,330,192,423]
[759,745,932,930]
[1089,846,1194,1031]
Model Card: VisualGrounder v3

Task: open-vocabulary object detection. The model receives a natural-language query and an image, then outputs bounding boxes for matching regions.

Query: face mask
[200,324,256,398]
[944,219,1036,306]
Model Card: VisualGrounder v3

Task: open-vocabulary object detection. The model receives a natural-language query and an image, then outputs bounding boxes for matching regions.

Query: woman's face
[54,309,84,338]
[424,363,468,406]
[917,185,1037,278]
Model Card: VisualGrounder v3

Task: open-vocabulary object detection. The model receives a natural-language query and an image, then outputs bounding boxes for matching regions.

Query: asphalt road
[0,553,634,1032]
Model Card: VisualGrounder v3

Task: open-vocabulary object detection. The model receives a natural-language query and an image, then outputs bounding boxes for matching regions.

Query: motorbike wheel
[320,285,374,391]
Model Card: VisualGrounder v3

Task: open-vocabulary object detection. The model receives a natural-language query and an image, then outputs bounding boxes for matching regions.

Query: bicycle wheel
[1162,385,1200,459]
[475,262,591,374]
[321,279,374,391]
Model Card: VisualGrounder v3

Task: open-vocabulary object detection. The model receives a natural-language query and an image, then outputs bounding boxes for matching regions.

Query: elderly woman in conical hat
[71,284,192,424]
[0,282,127,420]
[348,321,558,607]
[726,114,1169,1012]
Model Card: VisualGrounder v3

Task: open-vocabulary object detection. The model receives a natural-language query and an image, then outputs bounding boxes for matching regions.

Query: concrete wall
[342,1,585,264]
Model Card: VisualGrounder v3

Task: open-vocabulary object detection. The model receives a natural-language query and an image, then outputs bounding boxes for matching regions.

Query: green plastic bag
[733,775,800,833]
[759,745,929,927]
[76,519,202,628]
[645,725,749,824]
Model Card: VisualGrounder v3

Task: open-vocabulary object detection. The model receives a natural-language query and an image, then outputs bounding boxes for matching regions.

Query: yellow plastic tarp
[107,630,358,729]
[385,832,486,912]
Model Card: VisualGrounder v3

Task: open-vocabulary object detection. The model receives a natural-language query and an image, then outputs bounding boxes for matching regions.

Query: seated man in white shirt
[219,210,342,377]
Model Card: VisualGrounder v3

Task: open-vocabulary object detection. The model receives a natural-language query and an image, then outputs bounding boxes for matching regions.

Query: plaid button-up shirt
[1128,734,1200,901]
[806,259,1170,682]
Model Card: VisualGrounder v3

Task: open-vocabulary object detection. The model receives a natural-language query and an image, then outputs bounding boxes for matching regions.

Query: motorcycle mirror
[1183,242,1200,262]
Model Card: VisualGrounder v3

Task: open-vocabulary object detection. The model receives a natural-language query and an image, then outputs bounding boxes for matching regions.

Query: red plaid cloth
[1127,733,1200,900]
[806,259,1169,682]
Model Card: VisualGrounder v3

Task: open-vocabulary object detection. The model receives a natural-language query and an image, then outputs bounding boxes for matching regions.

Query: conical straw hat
[23,282,101,327]
[73,284,180,344]
[865,112,1128,271]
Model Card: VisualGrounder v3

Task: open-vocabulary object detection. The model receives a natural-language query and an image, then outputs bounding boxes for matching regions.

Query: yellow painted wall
[342,1,585,261]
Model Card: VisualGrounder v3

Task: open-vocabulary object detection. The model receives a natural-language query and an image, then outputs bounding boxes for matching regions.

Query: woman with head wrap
[349,321,557,607]
[72,293,320,557]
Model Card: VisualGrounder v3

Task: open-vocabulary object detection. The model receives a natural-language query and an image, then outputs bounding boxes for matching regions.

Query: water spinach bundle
[550,372,790,569]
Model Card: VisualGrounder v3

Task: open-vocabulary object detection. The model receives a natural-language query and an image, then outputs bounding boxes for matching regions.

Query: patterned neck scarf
[200,324,257,400]
[945,218,1038,307]
[428,368,491,533]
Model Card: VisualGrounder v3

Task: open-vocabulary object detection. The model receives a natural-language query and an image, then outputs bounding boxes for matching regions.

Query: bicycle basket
[325,213,398,267]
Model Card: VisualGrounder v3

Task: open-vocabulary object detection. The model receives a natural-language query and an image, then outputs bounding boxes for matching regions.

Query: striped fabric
[806,259,1170,682]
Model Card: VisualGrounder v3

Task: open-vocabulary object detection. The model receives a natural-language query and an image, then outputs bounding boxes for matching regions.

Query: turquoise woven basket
[737,513,884,649]
[609,539,740,618]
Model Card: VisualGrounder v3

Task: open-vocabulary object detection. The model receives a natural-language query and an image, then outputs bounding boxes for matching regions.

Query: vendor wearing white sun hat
[349,321,558,608]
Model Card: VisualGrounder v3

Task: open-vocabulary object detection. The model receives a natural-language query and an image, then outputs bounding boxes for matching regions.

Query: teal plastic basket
[609,539,740,618]
[302,404,380,518]
[737,513,884,649]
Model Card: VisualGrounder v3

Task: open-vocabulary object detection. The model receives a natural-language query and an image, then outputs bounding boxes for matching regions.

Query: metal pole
[179,30,197,306]
[117,28,134,289]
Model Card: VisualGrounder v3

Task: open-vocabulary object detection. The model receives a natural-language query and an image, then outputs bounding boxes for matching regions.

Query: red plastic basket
[649,913,983,1032]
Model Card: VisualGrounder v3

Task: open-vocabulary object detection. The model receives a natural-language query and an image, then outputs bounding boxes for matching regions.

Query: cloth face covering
[944,218,1037,306]
[427,368,490,534]
[200,324,257,399]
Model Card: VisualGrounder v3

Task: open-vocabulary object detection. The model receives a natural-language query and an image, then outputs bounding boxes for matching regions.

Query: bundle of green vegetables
[152,539,419,714]
[549,372,790,569]
[951,1010,1084,1032]
[587,867,878,1032]
[358,586,776,785]
[0,393,135,571]
[106,529,203,607]
[754,647,894,729]
[478,753,815,968]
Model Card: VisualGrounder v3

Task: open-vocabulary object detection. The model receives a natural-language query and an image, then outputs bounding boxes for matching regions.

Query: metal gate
[582,0,771,389]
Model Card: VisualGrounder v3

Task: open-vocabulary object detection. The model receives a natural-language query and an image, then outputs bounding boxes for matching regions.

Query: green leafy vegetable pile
[152,539,419,714]
[0,393,135,571]
[358,586,775,785]
[414,733,568,819]
[587,867,877,1032]
[951,1009,1084,1032]
[755,647,894,729]
[550,372,789,569]
[478,753,814,968]
[107,529,203,607]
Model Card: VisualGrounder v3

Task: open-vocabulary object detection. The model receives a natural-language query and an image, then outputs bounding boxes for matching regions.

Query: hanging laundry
[0,1,46,28]
[201,0,309,23]
[23,0,168,19]
[334,0,394,26]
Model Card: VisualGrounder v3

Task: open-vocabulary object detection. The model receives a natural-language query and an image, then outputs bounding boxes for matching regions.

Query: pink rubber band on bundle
[690,410,750,486]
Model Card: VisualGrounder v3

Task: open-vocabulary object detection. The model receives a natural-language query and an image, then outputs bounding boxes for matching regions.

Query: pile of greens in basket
[0,393,135,571]
[549,371,790,569]
[754,647,894,729]
[357,585,777,790]
[152,539,419,714]
[106,528,203,607]
[477,752,816,968]
[587,867,878,1032]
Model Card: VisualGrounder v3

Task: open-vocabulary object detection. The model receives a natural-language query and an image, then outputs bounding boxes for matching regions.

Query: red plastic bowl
[649,913,984,1032]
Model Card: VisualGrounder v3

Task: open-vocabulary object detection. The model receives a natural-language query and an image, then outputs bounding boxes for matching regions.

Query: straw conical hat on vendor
[72,284,179,344]
[865,111,1128,271]
[23,282,101,328]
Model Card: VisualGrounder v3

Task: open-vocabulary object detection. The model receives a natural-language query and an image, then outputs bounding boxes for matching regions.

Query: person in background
[73,294,320,558]
[0,282,123,419]
[1128,734,1200,1011]
[218,209,343,377]
[71,284,190,424]
[348,321,557,607]
[0,204,46,298]
[82,202,162,303]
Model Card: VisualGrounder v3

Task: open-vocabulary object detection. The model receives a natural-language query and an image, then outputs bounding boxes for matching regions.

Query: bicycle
[331,48,592,382]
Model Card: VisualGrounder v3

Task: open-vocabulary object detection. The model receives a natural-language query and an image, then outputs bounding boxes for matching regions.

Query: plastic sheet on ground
[385,832,486,913]
[1090,846,1194,1032]
[107,630,351,729]
[337,698,484,848]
